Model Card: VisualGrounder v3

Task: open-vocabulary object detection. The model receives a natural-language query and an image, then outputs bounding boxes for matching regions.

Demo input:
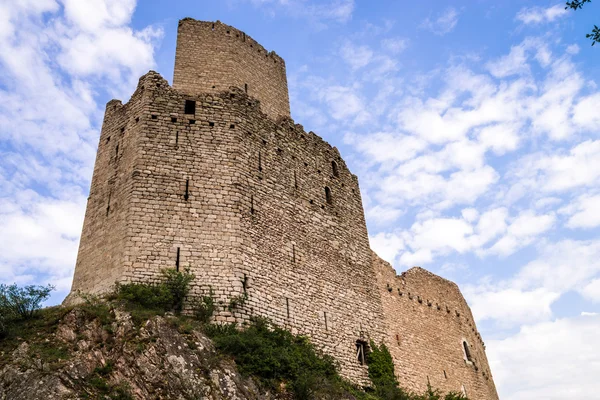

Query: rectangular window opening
[189,119,195,124]
[106,192,111,217]
[292,244,296,263]
[151,114,157,119]
[184,100,196,115]
[209,121,215,127]
[175,247,181,271]
[175,132,179,145]
[250,195,255,214]
[244,83,248,93]
[286,298,290,318]
[258,152,262,172]
[356,340,368,365]
[324,311,328,331]
[171,117,177,123]
[184,179,189,201]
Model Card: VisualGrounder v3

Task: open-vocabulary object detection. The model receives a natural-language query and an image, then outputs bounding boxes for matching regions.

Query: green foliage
[112,268,195,316]
[78,293,114,327]
[0,314,7,339]
[89,361,133,400]
[412,384,467,400]
[566,0,592,10]
[192,288,215,324]
[227,292,248,312]
[161,267,195,313]
[113,282,173,311]
[565,0,600,45]
[94,360,115,376]
[206,318,340,398]
[0,283,54,320]
[367,341,398,393]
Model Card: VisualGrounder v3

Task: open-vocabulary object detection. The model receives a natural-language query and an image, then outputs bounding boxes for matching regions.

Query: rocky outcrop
[0,309,277,399]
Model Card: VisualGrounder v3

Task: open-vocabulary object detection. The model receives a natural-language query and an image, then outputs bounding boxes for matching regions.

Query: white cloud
[381,37,408,54]
[511,140,600,193]
[516,4,568,25]
[516,239,600,294]
[581,279,600,303]
[248,0,354,24]
[565,194,600,229]
[317,85,370,123]
[487,211,555,257]
[487,315,600,399]
[420,7,459,36]
[0,0,161,299]
[340,41,373,69]
[369,231,404,264]
[467,287,559,326]
[366,205,404,226]
[343,132,427,164]
[573,93,600,130]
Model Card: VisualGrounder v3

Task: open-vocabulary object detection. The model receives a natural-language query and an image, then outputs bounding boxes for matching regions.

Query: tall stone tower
[67,18,499,399]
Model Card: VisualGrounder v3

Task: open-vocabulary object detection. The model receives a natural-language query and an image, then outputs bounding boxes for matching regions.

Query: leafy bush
[0,283,54,320]
[162,267,194,313]
[192,288,215,324]
[0,315,7,339]
[206,318,340,398]
[114,282,173,311]
[367,341,399,395]
[113,268,195,315]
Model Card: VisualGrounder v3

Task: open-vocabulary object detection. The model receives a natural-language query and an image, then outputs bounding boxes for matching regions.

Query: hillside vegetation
[0,270,467,400]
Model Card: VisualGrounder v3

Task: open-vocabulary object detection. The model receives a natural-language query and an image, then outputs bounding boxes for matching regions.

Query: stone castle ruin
[66,18,499,399]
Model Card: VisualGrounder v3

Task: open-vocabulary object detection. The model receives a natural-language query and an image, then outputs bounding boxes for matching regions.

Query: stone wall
[173,19,290,121]
[68,87,146,299]
[373,253,499,399]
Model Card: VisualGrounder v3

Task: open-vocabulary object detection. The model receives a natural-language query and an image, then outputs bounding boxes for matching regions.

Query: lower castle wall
[373,253,499,399]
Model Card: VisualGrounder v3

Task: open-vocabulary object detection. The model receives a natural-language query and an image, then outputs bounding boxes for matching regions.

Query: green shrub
[162,267,195,313]
[206,318,339,398]
[193,288,215,324]
[0,315,7,339]
[114,282,173,311]
[78,293,114,327]
[113,268,195,316]
[0,283,54,320]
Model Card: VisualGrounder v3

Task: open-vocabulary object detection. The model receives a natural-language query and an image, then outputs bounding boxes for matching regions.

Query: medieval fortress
[67,19,499,399]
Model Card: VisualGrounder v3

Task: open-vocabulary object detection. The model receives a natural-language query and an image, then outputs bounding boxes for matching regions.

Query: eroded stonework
[66,18,499,399]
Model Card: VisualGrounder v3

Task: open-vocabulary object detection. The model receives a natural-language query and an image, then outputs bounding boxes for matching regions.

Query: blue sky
[1,0,599,398]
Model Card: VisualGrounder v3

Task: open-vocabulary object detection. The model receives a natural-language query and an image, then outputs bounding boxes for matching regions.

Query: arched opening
[325,186,332,204]
[331,160,339,177]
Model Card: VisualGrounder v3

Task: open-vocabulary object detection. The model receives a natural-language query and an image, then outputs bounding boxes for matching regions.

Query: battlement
[173,19,290,120]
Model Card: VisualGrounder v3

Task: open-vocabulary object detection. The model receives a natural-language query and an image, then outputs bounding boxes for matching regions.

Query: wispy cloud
[244,0,354,25]
[420,7,459,36]
[516,4,568,25]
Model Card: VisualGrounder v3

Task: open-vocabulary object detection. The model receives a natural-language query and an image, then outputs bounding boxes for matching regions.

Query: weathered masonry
[66,18,499,399]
